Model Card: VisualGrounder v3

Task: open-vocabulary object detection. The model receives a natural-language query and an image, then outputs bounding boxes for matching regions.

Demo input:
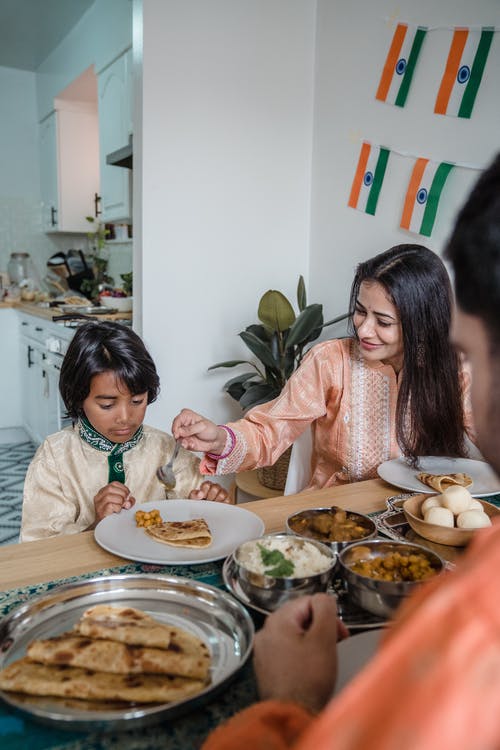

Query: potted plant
[209,277,348,489]
[80,217,114,302]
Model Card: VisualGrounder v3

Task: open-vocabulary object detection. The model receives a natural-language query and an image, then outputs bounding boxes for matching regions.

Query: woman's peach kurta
[203,338,403,488]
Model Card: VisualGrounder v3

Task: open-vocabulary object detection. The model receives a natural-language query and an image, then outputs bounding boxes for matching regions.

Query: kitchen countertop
[0,300,132,322]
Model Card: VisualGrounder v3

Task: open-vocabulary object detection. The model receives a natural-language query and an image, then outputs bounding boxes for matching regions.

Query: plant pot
[257,446,292,491]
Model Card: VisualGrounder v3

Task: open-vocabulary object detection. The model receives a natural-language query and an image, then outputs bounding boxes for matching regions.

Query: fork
[156,440,181,491]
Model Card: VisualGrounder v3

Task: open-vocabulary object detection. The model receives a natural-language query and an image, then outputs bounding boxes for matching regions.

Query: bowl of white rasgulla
[403,487,500,547]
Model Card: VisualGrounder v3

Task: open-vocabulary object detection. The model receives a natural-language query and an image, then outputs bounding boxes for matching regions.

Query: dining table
[0,478,427,750]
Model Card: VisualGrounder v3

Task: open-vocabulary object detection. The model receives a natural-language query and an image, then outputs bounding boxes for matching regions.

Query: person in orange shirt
[201,153,500,750]
[173,244,475,490]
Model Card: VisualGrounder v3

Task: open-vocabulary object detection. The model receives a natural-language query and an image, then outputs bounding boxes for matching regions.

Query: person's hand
[188,481,233,503]
[93,482,136,524]
[253,594,349,714]
[172,409,227,455]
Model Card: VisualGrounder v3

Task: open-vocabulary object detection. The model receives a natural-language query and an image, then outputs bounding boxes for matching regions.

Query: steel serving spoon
[156,440,181,491]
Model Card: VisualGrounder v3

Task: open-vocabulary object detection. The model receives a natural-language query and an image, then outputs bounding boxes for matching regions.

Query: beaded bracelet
[206,425,236,460]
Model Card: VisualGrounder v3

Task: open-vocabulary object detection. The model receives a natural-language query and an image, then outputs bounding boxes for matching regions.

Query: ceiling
[0,0,94,71]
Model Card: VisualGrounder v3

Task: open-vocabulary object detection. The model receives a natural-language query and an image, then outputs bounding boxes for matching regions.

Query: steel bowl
[231,533,336,612]
[286,507,377,554]
[337,539,445,619]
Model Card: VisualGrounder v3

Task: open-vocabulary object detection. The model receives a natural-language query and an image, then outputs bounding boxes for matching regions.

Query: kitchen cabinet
[18,314,74,445]
[98,48,133,223]
[39,102,100,233]
[0,309,22,429]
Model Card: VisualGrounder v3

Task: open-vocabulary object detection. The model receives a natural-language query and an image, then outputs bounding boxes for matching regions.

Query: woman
[21,321,229,542]
[173,245,475,489]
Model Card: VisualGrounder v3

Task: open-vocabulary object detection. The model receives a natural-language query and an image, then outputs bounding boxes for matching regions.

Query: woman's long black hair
[348,244,466,463]
[59,321,160,421]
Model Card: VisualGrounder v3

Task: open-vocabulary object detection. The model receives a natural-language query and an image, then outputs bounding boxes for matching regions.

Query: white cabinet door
[39,105,100,233]
[98,49,132,223]
[0,309,22,429]
[20,338,46,445]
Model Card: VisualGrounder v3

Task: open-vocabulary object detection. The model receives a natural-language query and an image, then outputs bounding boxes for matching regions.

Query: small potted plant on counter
[209,276,348,489]
[99,271,133,312]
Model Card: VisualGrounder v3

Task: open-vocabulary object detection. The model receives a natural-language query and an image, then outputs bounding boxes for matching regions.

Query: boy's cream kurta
[202,338,474,490]
[21,425,203,541]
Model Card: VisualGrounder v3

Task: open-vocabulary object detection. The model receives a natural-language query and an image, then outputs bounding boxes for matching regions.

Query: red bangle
[206,425,236,460]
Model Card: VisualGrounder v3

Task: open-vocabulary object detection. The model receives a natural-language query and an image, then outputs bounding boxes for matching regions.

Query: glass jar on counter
[7,252,31,285]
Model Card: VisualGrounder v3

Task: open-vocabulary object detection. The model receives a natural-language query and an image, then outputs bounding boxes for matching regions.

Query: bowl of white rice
[231,533,336,611]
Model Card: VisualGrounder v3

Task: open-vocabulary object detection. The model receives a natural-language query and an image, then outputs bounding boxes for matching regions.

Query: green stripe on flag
[365,148,390,215]
[420,162,454,236]
[395,27,427,107]
[458,28,494,118]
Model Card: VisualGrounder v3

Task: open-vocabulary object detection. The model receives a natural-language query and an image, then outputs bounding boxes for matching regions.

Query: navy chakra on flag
[457,65,471,85]
[416,187,428,205]
[363,171,374,187]
[395,58,407,75]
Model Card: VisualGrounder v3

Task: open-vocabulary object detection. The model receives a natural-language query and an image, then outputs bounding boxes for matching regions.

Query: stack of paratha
[0,604,211,704]
[145,518,213,548]
[417,472,473,492]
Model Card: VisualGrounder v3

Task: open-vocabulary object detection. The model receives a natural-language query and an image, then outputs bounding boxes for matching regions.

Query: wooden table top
[0,478,396,591]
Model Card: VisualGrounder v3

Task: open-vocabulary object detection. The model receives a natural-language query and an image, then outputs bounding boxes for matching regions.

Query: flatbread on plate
[27,633,210,680]
[0,658,205,703]
[417,472,473,492]
[145,518,212,548]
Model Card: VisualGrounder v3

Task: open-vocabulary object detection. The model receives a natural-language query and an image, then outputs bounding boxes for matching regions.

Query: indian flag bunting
[348,142,390,216]
[376,23,427,107]
[401,159,455,237]
[434,27,494,118]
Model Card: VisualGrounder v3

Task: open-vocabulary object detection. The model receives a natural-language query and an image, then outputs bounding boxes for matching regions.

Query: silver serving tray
[0,574,254,731]
[222,554,386,632]
[59,304,117,314]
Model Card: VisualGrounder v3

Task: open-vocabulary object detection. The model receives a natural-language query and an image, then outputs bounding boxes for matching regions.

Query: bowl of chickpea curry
[286,506,377,553]
[337,540,445,618]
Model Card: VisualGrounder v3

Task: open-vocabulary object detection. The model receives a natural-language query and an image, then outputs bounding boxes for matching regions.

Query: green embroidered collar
[79,415,143,484]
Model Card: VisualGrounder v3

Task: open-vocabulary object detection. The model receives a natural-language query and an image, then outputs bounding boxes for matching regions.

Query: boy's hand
[189,481,233,503]
[93,482,136,523]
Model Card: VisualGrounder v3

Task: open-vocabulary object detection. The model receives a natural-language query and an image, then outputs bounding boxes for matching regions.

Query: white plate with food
[94,500,265,565]
[377,456,500,497]
[0,574,254,730]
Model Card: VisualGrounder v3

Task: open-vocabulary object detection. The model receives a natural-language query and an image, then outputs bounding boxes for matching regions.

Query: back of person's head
[59,321,160,420]
[445,152,500,348]
[349,243,465,461]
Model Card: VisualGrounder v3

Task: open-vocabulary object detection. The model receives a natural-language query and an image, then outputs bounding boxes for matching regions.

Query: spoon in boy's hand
[156,440,181,491]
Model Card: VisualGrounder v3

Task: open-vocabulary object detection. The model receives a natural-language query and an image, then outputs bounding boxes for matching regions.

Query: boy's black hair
[59,321,160,420]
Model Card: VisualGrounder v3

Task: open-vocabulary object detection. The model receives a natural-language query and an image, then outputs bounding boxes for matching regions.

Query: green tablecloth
[0,561,259,750]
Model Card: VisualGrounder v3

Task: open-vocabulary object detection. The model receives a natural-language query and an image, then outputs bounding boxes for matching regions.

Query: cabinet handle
[21,321,28,326]
[27,345,33,368]
[36,327,43,332]
[94,193,102,217]
[51,206,57,226]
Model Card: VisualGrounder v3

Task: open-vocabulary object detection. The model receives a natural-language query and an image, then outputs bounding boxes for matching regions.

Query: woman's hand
[93,482,136,524]
[188,481,233,503]
[253,594,349,713]
[172,409,227,455]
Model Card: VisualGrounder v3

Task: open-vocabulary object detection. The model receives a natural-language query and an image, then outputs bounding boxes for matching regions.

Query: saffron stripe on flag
[348,143,390,216]
[376,24,427,107]
[419,162,454,236]
[401,158,429,230]
[435,27,494,118]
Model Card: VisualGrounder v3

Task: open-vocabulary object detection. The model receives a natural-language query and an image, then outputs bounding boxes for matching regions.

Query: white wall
[309,0,500,320]
[141,0,316,430]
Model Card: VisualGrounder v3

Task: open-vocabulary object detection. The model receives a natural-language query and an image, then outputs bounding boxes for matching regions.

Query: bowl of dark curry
[286,506,377,554]
[337,539,445,618]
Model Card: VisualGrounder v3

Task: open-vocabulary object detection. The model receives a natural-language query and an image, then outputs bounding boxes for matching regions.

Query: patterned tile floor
[0,442,36,545]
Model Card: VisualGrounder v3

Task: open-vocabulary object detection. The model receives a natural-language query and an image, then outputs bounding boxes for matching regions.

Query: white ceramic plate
[94,499,265,565]
[334,629,383,695]
[377,456,500,497]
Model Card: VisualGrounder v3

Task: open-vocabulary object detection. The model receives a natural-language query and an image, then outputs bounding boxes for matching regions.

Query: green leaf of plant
[226,382,247,402]
[224,372,259,388]
[286,304,324,348]
[240,384,278,410]
[239,331,281,372]
[258,290,296,332]
[323,312,350,327]
[246,323,272,342]
[297,276,307,311]
[208,360,251,370]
